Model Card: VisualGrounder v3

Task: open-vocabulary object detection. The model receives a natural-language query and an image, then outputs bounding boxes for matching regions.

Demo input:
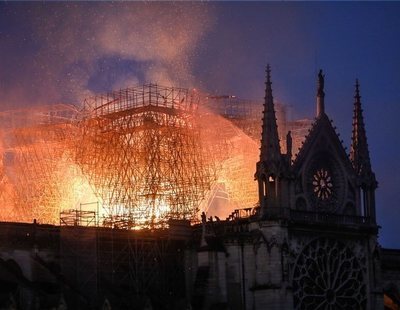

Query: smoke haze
[0,2,215,109]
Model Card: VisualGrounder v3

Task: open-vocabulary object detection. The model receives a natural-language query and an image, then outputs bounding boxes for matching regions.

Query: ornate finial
[266,64,272,85]
[317,69,325,97]
[355,78,360,101]
[316,69,325,117]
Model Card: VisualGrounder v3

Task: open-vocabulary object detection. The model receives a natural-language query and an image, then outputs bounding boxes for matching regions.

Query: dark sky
[1,2,399,247]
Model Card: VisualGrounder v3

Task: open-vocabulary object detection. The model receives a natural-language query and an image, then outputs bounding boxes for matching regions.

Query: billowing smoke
[0,2,215,109]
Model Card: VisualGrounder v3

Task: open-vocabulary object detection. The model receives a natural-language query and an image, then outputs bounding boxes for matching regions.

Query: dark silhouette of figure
[201,212,206,224]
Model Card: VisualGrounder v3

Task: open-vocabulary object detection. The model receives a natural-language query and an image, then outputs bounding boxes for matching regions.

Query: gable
[292,114,358,214]
[293,114,352,172]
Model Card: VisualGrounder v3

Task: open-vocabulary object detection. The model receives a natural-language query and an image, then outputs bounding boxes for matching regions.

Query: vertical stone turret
[256,65,282,214]
[351,79,372,178]
[350,79,377,220]
[260,65,281,164]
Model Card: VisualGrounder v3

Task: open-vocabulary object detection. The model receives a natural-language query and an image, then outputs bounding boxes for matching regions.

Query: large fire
[0,84,310,229]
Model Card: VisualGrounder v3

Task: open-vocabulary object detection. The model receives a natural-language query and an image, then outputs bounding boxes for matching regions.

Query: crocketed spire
[350,79,373,182]
[260,64,281,165]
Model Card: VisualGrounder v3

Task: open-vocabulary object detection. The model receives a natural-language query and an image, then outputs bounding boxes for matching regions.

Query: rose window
[293,238,366,309]
[305,153,346,213]
[312,168,333,200]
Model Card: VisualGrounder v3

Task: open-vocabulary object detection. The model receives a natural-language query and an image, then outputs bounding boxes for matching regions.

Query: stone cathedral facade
[186,67,399,310]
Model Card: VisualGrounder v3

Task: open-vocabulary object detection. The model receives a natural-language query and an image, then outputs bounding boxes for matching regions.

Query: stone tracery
[293,238,367,309]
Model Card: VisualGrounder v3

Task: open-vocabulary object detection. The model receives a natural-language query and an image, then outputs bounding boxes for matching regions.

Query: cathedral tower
[350,80,378,220]
[189,68,383,310]
[252,68,381,309]
[255,65,291,216]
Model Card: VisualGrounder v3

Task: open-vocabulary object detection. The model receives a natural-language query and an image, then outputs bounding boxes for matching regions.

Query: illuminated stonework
[293,238,367,309]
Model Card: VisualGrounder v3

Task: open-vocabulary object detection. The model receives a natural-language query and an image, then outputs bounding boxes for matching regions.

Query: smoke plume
[0,2,215,109]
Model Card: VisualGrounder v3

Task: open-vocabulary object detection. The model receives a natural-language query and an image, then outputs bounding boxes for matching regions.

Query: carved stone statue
[286,130,292,158]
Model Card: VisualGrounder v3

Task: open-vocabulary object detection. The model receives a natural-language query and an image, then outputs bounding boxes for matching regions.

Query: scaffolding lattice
[75,84,213,229]
[0,105,79,224]
[0,84,311,228]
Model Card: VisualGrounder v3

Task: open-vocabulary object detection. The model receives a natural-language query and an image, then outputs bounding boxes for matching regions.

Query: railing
[229,206,374,227]
[288,209,373,226]
[83,84,198,118]
[60,209,97,227]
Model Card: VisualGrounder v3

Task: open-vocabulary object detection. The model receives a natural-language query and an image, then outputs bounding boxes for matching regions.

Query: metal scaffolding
[0,104,79,224]
[75,84,213,229]
[0,84,312,228]
[204,95,263,142]
[204,95,312,159]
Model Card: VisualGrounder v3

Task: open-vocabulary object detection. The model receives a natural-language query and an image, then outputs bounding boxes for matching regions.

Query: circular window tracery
[312,168,333,200]
[293,238,366,309]
[305,153,345,213]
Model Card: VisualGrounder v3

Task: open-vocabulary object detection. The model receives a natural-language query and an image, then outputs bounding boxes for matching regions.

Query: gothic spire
[260,64,281,164]
[350,79,374,182]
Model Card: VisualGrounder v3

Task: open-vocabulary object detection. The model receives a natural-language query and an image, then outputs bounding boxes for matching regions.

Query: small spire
[317,69,325,117]
[260,64,281,164]
[256,65,282,214]
[266,64,272,86]
[350,79,373,182]
[355,78,361,101]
